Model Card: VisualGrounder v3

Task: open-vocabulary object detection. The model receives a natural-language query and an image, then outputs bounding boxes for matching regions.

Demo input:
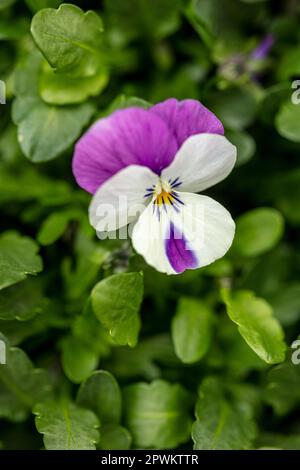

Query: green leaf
[0,231,43,291]
[171,297,212,364]
[226,130,256,166]
[206,87,257,130]
[72,301,111,357]
[62,228,109,301]
[104,0,182,42]
[186,0,249,48]
[99,425,132,450]
[107,334,179,380]
[277,46,300,80]
[37,209,83,246]
[233,208,284,257]
[39,63,109,105]
[0,278,48,321]
[104,94,151,115]
[12,52,95,162]
[34,400,100,450]
[91,272,143,347]
[123,380,192,449]
[77,370,122,425]
[192,377,257,450]
[61,336,99,384]
[0,335,52,422]
[240,245,291,298]
[273,169,300,225]
[264,351,300,416]
[270,283,300,326]
[72,300,111,358]
[31,4,104,76]
[12,94,94,163]
[222,289,286,364]
[219,319,268,376]
[275,100,300,143]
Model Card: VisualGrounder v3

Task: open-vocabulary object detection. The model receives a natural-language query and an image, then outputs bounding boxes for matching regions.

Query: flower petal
[161,133,237,193]
[73,107,178,194]
[165,223,198,273]
[132,192,235,274]
[150,98,224,147]
[170,192,235,269]
[131,202,177,275]
[89,164,157,232]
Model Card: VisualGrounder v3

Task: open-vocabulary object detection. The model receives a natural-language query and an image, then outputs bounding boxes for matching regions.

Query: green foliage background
[0,0,300,450]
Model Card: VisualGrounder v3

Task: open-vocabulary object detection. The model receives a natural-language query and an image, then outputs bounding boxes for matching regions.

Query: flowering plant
[0,0,299,452]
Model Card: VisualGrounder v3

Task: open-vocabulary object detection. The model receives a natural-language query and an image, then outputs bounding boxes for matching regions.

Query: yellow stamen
[154,190,174,206]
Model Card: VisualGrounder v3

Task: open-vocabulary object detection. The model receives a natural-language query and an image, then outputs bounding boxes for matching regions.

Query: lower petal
[131,192,235,275]
[131,203,176,274]
[165,223,198,273]
[171,192,235,268]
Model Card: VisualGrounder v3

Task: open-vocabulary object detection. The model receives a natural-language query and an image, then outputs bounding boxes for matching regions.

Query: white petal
[131,192,235,274]
[171,192,235,268]
[89,165,157,232]
[131,203,176,275]
[161,133,237,193]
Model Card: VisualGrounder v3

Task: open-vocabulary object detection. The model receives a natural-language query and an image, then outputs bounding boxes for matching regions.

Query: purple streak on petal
[150,98,224,148]
[72,107,178,194]
[165,223,198,274]
[251,34,275,60]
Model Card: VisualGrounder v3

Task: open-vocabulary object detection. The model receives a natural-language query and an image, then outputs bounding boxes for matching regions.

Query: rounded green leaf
[34,401,100,450]
[91,272,143,347]
[0,278,48,321]
[206,87,257,131]
[0,231,43,291]
[61,336,99,384]
[39,62,109,105]
[192,377,257,450]
[270,284,300,327]
[226,130,256,166]
[77,370,122,424]
[265,356,300,416]
[233,207,284,257]
[12,96,95,163]
[99,425,132,450]
[38,209,83,246]
[276,101,300,143]
[0,334,53,422]
[31,4,104,76]
[123,380,192,449]
[171,297,212,364]
[222,289,286,364]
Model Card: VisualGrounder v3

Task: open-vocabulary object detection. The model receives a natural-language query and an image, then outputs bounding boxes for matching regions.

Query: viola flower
[72,99,237,274]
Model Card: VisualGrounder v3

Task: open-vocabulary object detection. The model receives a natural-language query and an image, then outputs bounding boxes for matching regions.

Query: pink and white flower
[72,98,237,274]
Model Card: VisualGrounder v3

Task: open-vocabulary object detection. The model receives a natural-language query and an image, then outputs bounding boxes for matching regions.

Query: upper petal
[72,107,178,194]
[150,98,224,148]
[89,164,157,233]
[162,133,237,193]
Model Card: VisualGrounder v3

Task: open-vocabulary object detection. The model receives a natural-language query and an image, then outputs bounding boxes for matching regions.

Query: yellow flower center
[153,180,174,206]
